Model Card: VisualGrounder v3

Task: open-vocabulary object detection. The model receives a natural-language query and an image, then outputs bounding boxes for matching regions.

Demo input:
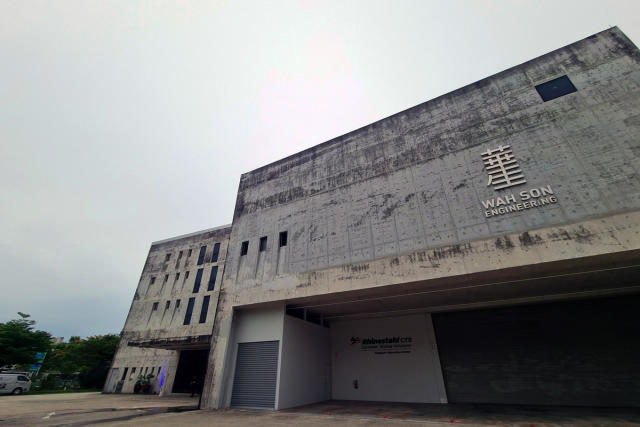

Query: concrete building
[109,27,640,409]
[104,225,231,395]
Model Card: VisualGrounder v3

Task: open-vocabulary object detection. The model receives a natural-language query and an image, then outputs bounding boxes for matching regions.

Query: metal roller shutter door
[231,340,279,408]
[433,296,640,407]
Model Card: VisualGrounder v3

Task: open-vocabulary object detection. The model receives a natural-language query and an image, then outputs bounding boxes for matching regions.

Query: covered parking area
[225,249,640,409]
[127,335,211,395]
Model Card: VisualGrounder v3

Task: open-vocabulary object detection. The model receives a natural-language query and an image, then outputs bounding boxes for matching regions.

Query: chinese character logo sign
[482,145,527,190]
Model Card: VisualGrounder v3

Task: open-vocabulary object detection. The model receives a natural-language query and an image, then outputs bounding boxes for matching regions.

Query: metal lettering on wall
[351,336,413,355]
[481,145,558,218]
[482,145,527,190]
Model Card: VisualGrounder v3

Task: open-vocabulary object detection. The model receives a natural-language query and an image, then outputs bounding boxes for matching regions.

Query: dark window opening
[240,241,249,256]
[165,253,171,261]
[197,246,207,265]
[535,75,577,102]
[193,268,203,293]
[211,242,220,263]
[188,249,192,257]
[152,302,159,311]
[120,367,128,381]
[208,266,218,291]
[175,272,180,281]
[165,300,170,309]
[178,250,183,259]
[176,299,181,308]
[183,297,195,325]
[279,231,288,247]
[150,276,156,284]
[259,236,267,252]
[185,271,190,280]
[164,274,169,283]
[199,295,211,323]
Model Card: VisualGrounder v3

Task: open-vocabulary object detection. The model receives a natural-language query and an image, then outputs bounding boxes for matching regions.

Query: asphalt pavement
[2,392,640,426]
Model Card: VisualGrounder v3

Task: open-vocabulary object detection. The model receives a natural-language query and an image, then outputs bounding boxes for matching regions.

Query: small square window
[279,231,288,247]
[150,276,156,285]
[259,236,267,252]
[165,253,171,261]
[240,241,249,256]
[152,302,159,311]
[165,300,170,309]
[535,75,577,102]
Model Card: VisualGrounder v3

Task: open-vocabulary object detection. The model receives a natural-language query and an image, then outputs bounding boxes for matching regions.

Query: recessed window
[165,300,170,309]
[240,241,249,256]
[183,297,195,325]
[193,268,203,293]
[150,367,155,374]
[279,231,288,247]
[208,266,218,291]
[152,302,159,311]
[199,295,211,323]
[535,75,577,102]
[178,250,183,259]
[259,236,267,252]
[165,253,171,261]
[150,276,156,285]
[175,272,180,281]
[121,368,128,381]
[185,271,190,280]
[176,299,181,308]
[164,274,169,283]
[188,249,192,257]
[211,242,220,263]
[197,245,207,265]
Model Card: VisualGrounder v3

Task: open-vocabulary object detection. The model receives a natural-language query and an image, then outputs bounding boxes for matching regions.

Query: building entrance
[172,349,209,394]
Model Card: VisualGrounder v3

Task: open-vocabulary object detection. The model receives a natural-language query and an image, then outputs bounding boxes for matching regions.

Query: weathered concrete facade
[105,225,231,395]
[109,27,640,409]
[202,27,640,409]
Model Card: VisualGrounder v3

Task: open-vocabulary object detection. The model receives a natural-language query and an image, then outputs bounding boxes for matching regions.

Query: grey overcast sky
[1,1,639,339]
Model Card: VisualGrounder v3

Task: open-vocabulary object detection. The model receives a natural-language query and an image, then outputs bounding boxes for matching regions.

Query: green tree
[75,335,120,388]
[0,313,51,367]
[41,334,120,388]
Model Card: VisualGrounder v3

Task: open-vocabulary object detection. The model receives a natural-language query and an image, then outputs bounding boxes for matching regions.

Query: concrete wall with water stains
[106,225,231,395]
[203,27,640,408]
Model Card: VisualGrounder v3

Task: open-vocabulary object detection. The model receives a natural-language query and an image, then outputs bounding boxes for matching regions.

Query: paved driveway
[1,393,639,426]
[0,392,197,426]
